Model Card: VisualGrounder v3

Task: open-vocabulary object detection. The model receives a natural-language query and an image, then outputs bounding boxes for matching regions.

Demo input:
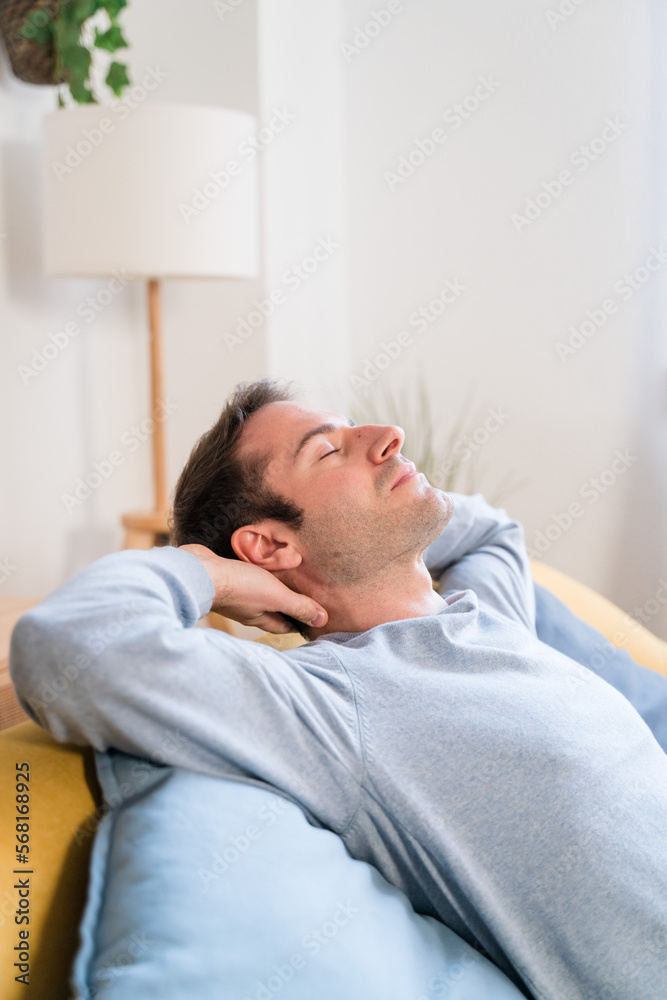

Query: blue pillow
[534,583,667,752]
[71,749,526,1000]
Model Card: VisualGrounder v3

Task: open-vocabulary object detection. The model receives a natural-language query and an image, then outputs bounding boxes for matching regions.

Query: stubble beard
[297,485,454,588]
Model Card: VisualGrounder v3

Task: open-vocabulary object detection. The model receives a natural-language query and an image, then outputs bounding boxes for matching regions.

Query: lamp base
[121,510,171,550]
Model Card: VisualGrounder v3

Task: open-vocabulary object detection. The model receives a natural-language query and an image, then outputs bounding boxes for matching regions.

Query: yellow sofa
[1,561,666,1000]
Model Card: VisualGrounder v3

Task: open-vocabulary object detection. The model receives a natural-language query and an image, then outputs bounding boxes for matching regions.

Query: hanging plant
[0,0,58,84]
[1,0,131,104]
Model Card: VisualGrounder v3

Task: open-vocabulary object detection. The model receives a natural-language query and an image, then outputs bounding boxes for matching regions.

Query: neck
[288,553,447,640]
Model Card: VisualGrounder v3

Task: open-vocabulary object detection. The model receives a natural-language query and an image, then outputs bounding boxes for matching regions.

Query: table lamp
[42,103,259,550]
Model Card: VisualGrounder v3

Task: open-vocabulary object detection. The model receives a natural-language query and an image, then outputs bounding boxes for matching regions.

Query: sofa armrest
[0,721,101,1000]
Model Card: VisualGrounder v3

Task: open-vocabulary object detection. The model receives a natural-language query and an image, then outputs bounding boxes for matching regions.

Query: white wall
[1,1,263,599]
[257,0,349,412]
[342,0,667,637]
[2,0,665,640]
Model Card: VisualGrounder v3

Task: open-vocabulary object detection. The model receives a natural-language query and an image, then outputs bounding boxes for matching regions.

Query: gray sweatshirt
[9,493,667,1000]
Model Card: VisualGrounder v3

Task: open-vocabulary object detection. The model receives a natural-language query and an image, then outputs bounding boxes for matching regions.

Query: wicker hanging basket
[0,0,62,85]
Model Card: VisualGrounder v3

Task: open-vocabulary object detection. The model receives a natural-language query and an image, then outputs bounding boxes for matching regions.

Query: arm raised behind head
[178,543,327,632]
[423,492,536,633]
[8,546,361,832]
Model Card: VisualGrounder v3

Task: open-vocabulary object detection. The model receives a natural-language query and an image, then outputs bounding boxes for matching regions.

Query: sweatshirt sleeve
[8,545,362,833]
[422,492,536,633]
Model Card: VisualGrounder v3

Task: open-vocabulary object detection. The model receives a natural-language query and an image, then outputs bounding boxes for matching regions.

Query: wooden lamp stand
[121,279,171,550]
[41,105,259,635]
[120,280,236,636]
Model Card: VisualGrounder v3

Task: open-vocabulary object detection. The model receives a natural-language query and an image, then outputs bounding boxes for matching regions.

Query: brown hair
[169,378,306,560]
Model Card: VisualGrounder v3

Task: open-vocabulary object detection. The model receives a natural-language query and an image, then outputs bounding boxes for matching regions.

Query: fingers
[179,550,329,633]
[257,613,301,634]
[273,577,327,628]
[291,598,327,628]
[256,603,327,635]
[260,605,326,634]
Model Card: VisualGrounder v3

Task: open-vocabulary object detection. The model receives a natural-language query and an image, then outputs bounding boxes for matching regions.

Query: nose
[364,423,405,465]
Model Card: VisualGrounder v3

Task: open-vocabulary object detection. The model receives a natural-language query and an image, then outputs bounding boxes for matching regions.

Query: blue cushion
[71,749,526,1000]
[534,583,667,752]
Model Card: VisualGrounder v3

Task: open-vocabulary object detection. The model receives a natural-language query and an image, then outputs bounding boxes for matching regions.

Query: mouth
[390,461,419,490]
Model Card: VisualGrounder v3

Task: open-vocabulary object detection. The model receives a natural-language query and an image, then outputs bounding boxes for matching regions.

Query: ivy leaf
[94,25,128,52]
[65,57,92,102]
[19,9,54,45]
[68,75,95,103]
[105,0,128,18]
[105,60,130,96]
[31,0,131,104]
[61,42,92,74]
[56,19,83,52]
[69,0,101,20]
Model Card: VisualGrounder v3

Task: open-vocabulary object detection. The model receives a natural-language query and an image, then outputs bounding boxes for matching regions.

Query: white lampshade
[43,103,259,278]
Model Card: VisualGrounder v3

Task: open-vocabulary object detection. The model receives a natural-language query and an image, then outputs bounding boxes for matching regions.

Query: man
[10,378,667,1000]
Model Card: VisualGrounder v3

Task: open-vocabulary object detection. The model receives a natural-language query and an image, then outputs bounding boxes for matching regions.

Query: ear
[230,522,302,572]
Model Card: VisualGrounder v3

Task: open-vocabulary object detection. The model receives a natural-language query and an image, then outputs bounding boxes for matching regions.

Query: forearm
[8,545,359,825]
[9,546,216,750]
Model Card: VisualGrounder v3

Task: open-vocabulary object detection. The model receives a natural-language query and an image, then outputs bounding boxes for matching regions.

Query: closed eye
[320,448,341,460]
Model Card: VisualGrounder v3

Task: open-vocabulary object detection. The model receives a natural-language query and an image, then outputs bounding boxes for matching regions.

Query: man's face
[235,400,454,587]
